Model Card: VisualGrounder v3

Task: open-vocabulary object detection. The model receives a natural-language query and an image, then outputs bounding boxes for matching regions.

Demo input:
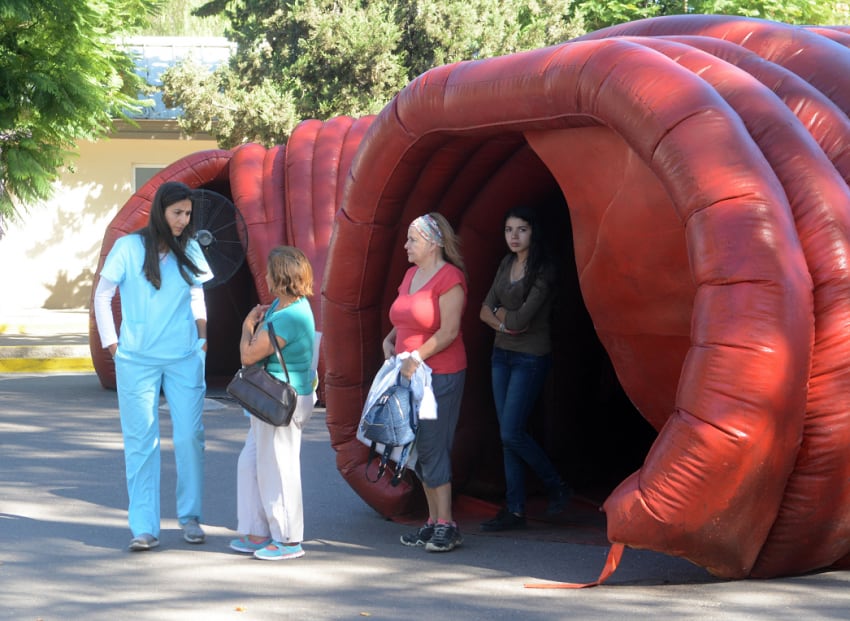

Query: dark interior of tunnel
[204,259,258,384]
[196,180,259,386]
[541,193,657,501]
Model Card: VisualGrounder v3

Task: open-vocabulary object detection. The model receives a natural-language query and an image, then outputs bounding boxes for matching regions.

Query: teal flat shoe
[253,541,304,561]
[229,536,272,553]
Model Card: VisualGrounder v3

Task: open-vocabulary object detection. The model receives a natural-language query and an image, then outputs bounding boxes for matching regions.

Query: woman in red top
[383,212,467,553]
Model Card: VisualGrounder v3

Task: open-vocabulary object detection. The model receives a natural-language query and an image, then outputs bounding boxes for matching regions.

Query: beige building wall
[0,131,218,315]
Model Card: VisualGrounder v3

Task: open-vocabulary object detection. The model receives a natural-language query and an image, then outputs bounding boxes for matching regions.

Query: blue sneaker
[229,536,273,553]
[253,541,305,561]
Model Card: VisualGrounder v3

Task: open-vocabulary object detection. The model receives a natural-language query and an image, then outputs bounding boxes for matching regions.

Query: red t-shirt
[389,263,467,374]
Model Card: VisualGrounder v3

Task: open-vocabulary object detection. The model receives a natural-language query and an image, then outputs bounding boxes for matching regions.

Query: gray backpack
[359,378,418,486]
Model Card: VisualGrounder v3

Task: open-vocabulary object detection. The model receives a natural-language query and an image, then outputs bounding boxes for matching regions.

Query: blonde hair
[427,212,466,276]
[267,246,314,297]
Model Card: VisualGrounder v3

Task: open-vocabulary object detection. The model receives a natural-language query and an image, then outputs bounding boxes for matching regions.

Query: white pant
[236,393,315,543]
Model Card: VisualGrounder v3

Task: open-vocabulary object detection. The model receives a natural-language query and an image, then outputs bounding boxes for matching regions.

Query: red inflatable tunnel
[88,116,373,389]
[322,15,850,579]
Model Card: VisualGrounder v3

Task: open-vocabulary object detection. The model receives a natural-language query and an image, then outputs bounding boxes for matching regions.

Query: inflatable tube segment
[322,15,850,578]
[89,119,371,394]
[284,116,374,400]
[88,150,233,388]
[579,15,850,579]
[628,34,850,579]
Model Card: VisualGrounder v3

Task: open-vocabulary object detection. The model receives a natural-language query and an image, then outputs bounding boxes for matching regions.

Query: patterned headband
[410,214,444,247]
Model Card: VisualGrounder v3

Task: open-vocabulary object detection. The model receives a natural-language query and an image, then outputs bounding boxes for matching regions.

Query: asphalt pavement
[1,312,850,620]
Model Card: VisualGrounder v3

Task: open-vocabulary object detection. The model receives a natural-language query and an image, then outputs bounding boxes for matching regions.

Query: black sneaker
[546,482,573,516]
[480,509,527,532]
[425,522,463,552]
[400,522,434,547]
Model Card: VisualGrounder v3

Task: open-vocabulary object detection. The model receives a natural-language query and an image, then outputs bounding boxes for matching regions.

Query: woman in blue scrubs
[94,181,212,551]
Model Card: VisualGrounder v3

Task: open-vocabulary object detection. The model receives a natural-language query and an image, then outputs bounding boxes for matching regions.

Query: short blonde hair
[267,246,314,298]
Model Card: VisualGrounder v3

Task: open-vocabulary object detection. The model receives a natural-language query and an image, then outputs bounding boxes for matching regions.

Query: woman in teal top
[230,246,317,561]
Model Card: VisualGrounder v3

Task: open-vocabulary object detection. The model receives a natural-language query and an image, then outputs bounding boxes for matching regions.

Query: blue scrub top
[101,234,213,362]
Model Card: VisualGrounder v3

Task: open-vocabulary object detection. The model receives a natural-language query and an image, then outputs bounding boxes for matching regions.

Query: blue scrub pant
[115,351,206,537]
[491,348,561,515]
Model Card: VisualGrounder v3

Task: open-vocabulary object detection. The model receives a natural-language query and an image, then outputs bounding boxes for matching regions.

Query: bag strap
[266,321,291,384]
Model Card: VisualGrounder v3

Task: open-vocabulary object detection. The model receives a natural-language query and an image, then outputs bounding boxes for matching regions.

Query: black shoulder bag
[226,322,298,426]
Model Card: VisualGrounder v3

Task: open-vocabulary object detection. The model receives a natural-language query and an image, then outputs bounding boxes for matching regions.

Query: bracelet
[499,323,506,333]
[410,350,423,363]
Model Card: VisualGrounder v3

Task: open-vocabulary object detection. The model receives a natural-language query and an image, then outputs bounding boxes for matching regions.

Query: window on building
[134,166,164,191]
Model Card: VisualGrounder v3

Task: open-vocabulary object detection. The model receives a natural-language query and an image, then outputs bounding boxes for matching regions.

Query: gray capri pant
[413,370,466,488]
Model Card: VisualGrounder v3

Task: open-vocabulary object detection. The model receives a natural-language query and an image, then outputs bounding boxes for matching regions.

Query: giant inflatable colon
[90,15,850,579]
[89,117,373,387]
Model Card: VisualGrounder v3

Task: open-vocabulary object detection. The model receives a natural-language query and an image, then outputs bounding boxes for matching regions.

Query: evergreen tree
[163,0,582,148]
[165,0,846,149]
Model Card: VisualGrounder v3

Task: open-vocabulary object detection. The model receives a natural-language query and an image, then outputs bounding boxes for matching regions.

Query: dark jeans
[491,347,560,514]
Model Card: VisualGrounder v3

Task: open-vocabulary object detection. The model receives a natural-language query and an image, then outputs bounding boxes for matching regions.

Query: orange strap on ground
[523,542,625,589]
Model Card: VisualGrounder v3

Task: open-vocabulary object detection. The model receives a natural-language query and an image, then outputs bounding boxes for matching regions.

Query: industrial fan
[191,189,248,289]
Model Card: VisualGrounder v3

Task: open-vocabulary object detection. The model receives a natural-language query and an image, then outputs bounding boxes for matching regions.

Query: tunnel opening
[308,122,687,529]
[196,179,260,387]
[545,200,657,501]
[204,258,258,386]
[457,181,657,515]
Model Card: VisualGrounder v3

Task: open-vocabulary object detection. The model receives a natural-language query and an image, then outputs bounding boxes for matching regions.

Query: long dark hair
[137,181,204,289]
[504,205,554,300]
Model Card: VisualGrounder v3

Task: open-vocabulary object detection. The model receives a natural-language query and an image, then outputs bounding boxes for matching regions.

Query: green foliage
[573,0,844,31]
[163,0,848,149]
[572,0,660,33]
[161,57,300,146]
[165,0,584,148]
[0,0,160,218]
[282,0,408,119]
[397,0,582,77]
[139,0,227,36]
[698,0,839,23]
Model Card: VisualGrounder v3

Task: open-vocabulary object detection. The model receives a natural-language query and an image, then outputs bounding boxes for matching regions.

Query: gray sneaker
[425,523,463,552]
[128,533,160,551]
[400,522,435,547]
[180,518,206,544]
